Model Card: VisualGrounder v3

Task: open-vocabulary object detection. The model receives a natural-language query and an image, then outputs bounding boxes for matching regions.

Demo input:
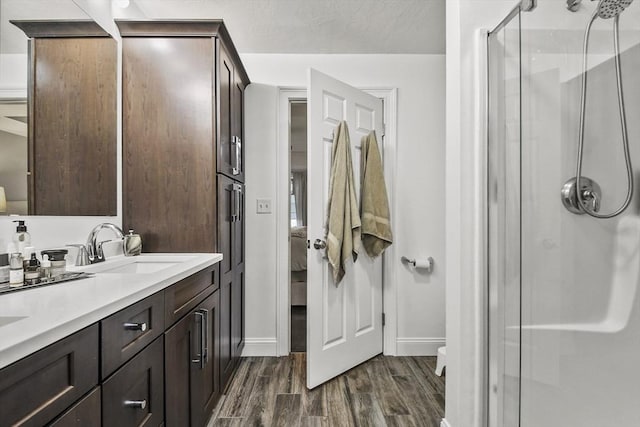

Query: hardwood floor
[207,354,445,427]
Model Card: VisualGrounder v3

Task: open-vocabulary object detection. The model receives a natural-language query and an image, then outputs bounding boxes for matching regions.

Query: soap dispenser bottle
[12,220,31,255]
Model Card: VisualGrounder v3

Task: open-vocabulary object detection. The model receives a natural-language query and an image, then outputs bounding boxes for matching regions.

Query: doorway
[276,81,398,388]
[289,100,308,353]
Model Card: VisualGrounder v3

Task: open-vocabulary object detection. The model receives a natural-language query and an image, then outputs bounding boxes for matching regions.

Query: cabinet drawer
[101,291,164,379]
[50,387,101,427]
[0,324,98,427]
[164,265,217,326]
[102,337,164,427]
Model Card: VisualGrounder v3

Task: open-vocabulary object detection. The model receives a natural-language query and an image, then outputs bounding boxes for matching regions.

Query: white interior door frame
[276,86,398,356]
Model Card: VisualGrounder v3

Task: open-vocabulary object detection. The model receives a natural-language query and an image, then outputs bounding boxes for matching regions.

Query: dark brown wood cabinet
[102,337,164,427]
[118,20,249,396]
[101,291,165,379]
[165,290,220,427]
[218,45,246,182]
[11,21,117,216]
[217,175,245,387]
[0,325,99,427]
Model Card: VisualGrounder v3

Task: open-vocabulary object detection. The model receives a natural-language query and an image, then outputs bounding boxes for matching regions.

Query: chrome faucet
[86,223,125,264]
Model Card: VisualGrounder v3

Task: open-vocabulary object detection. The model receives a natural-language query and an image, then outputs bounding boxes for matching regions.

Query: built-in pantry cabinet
[119,21,248,393]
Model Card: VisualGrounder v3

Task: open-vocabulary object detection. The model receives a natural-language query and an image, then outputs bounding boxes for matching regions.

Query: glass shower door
[489,1,640,426]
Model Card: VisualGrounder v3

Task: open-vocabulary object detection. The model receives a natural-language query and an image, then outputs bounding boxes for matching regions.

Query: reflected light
[115,0,130,8]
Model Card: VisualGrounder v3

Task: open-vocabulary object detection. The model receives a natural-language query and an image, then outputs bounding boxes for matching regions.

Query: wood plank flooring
[207,354,445,427]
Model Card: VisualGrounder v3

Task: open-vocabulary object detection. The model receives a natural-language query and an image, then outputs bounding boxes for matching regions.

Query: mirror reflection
[0,0,117,216]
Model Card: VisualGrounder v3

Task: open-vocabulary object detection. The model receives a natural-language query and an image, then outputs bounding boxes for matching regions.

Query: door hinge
[381,123,386,137]
[382,313,386,327]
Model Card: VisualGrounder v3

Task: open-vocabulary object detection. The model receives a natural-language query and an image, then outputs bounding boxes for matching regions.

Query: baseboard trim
[440,418,451,427]
[241,338,278,356]
[396,337,445,356]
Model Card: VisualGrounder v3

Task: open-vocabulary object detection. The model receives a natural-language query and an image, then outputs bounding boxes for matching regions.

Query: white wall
[242,54,446,356]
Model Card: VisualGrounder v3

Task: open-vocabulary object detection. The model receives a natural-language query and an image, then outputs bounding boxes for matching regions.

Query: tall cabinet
[118,20,249,406]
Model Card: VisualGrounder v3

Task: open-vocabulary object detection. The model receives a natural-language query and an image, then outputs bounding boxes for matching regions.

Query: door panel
[218,176,234,281]
[192,291,220,427]
[306,69,384,389]
[164,312,195,426]
[232,70,245,181]
[217,45,234,178]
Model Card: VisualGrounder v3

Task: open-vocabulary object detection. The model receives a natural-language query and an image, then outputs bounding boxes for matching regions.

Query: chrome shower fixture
[597,0,634,18]
[563,0,634,218]
[567,0,582,12]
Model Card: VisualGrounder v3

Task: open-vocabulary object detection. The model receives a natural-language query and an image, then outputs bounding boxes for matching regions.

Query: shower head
[596,0,634,19]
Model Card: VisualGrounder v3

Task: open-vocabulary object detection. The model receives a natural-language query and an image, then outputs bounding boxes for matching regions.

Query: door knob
[313,239,326,250]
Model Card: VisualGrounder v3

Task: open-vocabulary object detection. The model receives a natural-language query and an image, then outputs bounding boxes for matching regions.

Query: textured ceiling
[1,0,446,54]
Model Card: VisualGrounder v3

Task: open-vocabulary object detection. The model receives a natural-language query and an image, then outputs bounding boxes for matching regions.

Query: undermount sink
[99,261,178,274]
[0,316,27,328]
[77,255,197,275]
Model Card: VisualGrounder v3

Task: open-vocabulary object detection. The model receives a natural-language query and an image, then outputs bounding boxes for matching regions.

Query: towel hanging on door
[360,130,393,257]
[325,120,361,284]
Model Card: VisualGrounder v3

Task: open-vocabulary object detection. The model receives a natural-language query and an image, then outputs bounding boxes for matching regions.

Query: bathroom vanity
[0,254,222,426]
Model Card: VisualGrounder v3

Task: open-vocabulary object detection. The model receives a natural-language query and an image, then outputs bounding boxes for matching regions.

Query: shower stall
[487,0,640,425]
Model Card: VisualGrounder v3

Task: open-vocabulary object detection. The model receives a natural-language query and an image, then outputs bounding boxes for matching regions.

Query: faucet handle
[67,244,90,266]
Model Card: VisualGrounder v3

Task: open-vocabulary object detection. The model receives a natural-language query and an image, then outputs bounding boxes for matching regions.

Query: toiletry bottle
[24,253,41,285]
[12,220,31,255]
[124,229,142,256]
[22,246,34,269]
[9,253,24,287]
[40,255,51,280]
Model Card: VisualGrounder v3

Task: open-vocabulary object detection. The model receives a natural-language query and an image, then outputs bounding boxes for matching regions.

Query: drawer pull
[123,322,147,332]
[123,399,147,410]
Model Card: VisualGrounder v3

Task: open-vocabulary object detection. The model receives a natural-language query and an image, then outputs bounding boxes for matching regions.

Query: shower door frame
[485,1,532,426]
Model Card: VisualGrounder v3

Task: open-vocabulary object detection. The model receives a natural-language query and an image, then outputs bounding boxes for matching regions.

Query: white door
[306,69,384,389]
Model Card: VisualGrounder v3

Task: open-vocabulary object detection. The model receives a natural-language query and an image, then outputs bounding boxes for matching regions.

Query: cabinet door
[217,44,235,179]
[102,337,164,427]
[164,311,195,426]
[232,183,245,271]
[231,266,245,362]
[219,271,234,390]
[0,325,98,427]
[231,69,245,182]
[217,174,235,296]
[122,36,216,252]
[165,291,220,427]
[231,184,245,362]
[191,291,221,427]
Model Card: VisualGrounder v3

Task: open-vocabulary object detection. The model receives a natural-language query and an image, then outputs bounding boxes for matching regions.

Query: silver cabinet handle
[313,239,326,250]
[123,399,147,409]
[230,185,237,223]
[191,311,206,369]
[123,322,147,332]
[232,136,241,175]
[233,183,242,223]
[198,308,209,363]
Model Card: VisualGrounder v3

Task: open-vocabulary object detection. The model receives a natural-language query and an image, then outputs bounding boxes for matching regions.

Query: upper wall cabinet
[118,20,250,252]
[11,21,117,216]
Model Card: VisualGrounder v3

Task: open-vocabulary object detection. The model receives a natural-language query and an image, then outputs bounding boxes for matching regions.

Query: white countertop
[0,253,222,370]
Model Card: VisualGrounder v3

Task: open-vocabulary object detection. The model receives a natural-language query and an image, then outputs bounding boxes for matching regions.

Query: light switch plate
[256,198,272,214]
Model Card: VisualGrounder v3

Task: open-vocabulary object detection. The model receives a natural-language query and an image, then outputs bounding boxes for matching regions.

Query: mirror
[0,0,117,216]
